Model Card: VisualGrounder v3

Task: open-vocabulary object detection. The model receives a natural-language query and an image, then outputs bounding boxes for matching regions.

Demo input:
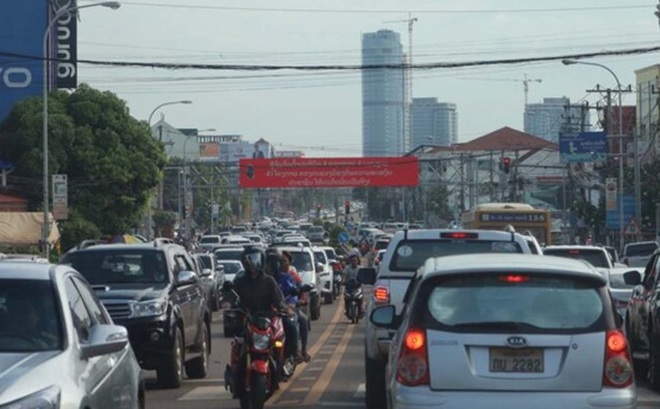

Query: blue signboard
[337,231,349,244]
[559,131,608,163]
[0,1,47,122]
[606,195,635,230]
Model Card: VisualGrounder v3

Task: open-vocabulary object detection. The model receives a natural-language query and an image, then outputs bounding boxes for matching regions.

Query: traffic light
[502,157,511,174]
[345,200,350,215]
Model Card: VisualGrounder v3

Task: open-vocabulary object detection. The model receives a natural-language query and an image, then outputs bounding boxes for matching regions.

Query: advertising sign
[559,131,608,163]
[239,157,419,188]
[605,177,617,211]
[606,194,635,230]
[0,1,47,122]
[53,0,78,89]
[52,174,68,220]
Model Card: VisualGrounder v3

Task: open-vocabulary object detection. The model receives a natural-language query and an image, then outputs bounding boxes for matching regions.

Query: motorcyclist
[279,251,311,363]
[343,251,364,317]
[228,246,287,398]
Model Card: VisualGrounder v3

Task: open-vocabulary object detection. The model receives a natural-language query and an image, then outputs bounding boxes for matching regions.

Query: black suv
[61,242,211,388]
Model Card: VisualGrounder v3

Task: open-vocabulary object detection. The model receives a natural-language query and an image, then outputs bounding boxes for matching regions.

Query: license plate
[489,347,544,373]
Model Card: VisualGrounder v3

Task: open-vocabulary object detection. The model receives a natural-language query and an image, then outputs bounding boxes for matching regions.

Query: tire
[365,350,387,409]
[649,335,660,390]
[249,373,267,409]
[324,292,333,305]
[351,304,358,324]
[185,324,209,379]
[310,294,320,321]
[157,327,184,389]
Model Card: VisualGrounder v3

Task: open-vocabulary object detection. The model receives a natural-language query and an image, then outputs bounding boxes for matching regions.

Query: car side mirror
[370,305,396,329]
[357,267,377,285]
[315,263,324,273]
[176,270,198,286]
[81,324,129,360]
[623,270,642,286]
[201,268,212,277]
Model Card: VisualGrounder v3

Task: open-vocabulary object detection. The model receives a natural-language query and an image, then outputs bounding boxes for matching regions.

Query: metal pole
[562,59,625,250]
[42,2,120,258]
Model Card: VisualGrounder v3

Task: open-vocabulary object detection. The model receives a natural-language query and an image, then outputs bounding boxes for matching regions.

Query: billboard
[559,131,608,163]
[53,0,78,89]
[0,0,48,122]
[239,157,419,188]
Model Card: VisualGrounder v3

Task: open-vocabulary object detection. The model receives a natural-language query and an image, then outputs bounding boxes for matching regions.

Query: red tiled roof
[0,193,28,204]
[457,127,557,152]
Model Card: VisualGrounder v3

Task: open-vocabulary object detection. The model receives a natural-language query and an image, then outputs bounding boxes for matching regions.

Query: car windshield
[0,279,63,352]
[291,252,314,272]
[200,236,220,244]
[390,239,523,272]
[424,275,605,333]
[198,255,213,270]
[214,249,244,261]
[219,262,243,275]
[62,250,169,284]
[624,243,659,257]
[323,248,337,260]
[543,248,610,269]
[314,251,327,264]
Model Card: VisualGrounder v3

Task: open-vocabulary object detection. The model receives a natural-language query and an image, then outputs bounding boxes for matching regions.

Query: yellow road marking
[270,302,344,403]
[302,321,356,405]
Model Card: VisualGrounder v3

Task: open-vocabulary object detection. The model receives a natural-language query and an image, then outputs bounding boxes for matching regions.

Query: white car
[369,254,636,409]
[312,246,333,304]
[0,261,144,408]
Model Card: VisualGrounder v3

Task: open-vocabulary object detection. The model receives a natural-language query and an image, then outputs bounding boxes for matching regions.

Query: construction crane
[384,14,418,154]
[521,74,542,106]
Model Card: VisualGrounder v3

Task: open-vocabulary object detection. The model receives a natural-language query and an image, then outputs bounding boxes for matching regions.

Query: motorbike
[343,278,364,324]
[330,261,344,300]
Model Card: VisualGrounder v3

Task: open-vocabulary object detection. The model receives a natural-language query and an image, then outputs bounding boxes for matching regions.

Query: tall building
[524,97,588,142]
[411,98,458,149]
[636,64,660,157]
[362,29,405,157]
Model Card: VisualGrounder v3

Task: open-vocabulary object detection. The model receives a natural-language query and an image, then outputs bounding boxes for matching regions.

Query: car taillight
[396,329,429,386]
[603,330,633,388]
[373,285,390,303]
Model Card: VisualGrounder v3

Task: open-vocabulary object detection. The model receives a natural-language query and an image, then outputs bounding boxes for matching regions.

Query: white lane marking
[353,383,365,399]
[178,386,232,401]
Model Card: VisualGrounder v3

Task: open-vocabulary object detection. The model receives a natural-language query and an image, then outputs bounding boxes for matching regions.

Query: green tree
[427,184,451,223]
[0,84,166,237]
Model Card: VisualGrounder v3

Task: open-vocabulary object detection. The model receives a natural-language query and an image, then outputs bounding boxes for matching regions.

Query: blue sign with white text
[0,0,47,122]
[606,195,635,230]
[559,131,608,163]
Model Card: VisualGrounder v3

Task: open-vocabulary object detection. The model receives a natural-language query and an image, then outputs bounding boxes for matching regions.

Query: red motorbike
[225,309,286,409]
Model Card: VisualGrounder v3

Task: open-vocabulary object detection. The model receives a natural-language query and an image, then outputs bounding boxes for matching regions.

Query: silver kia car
[0,261,145,408]
[369,254,636,409]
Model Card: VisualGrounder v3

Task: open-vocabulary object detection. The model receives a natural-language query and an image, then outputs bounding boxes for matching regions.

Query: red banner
[239,157,419,188]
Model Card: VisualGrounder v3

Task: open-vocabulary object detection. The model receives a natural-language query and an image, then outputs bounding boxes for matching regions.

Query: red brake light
[440,232,479,240]
[373,286,390,303]
[396,329,429,386]
[603,330,633,388]
[499,275,530,283]
[405,329,425,351]
[607,331,627,353]
[568,250,580,254]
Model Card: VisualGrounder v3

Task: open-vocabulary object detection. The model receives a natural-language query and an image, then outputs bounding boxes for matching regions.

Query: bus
[462,203,552,246]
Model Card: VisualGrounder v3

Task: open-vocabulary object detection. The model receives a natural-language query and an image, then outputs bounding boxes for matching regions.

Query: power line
[102,1,651,14]
[4,44,660,72]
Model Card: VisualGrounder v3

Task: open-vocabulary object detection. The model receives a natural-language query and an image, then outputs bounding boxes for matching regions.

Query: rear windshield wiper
[450,321,540,331]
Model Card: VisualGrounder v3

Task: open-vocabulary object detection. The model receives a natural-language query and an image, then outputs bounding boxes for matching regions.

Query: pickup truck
[622,241,660,267]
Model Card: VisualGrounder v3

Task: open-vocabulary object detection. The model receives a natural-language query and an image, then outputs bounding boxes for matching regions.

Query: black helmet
[241,245,266,272]
[265,247,283,276]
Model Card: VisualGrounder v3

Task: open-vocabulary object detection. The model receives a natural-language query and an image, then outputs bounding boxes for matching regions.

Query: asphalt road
[143,295,660,409]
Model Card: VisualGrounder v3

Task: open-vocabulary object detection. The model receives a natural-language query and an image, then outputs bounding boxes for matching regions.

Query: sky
[75,0,660,157]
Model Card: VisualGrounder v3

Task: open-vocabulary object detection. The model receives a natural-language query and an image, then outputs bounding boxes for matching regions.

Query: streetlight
[42,1,121,259]
[561,58,625,250]
[146,100,193,240]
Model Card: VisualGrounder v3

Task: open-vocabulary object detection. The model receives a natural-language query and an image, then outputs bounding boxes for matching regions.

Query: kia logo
[506,336,527,348]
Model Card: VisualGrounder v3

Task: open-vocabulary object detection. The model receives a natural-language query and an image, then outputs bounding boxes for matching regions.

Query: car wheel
[185,323,210,379]
[324,293,333,305]
[157,326,184,389]
[365,348,386,409]
[649,333,660,390]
